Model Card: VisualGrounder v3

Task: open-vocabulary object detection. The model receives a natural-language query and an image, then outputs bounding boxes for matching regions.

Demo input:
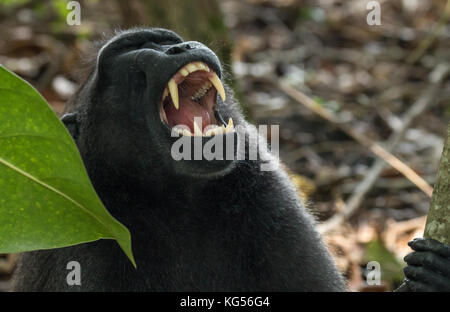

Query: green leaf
[0,65,136,267]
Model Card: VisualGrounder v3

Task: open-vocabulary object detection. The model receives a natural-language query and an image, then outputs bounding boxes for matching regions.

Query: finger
[403,279,434,292]
[408,238,450,258]
[404,251,450,277]
[403,265,450,291]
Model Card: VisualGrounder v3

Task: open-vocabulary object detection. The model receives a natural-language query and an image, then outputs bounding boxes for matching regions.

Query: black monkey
[12,28,450,291]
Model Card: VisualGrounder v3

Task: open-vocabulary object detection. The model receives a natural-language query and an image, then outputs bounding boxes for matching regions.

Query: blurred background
[1,0,449,291]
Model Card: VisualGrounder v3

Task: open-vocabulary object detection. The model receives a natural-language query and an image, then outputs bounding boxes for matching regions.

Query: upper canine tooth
[168,78,179,110]
[163,88,168,100]
[208,73,226,102]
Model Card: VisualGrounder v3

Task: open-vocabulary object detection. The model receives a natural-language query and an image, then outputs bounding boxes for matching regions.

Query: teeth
[163,62,226,116]
[193,120,203,136]
[191,82,212,101]
[180,61,211,76]
[206,128,218,136]
[180,69,189,76]
[186,63,199,73]
[215,126,224,135]
[168,78,179,110]
[225,117,234,133]
[173,127,193,136]
[208,73,226,102]
[174,120,234,137]
[204,125,220,136]
[173,127,184,135]
[195,62,210,72]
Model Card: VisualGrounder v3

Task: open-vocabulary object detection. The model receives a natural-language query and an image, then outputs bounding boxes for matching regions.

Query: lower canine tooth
[225,117,234,133]
[208,73,226,102]
[168,79,179,110]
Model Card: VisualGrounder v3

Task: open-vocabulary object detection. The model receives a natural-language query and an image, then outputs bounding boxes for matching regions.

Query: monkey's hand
[402,238,450,291]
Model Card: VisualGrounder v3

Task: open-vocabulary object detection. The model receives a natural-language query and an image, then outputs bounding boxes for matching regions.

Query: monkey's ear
[61,112,80,140]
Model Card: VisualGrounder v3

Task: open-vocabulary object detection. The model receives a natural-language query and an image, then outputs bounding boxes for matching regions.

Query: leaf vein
[0,156,111,235]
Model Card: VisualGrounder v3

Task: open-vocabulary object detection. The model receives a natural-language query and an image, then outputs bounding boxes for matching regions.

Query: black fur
[13,28,347,291]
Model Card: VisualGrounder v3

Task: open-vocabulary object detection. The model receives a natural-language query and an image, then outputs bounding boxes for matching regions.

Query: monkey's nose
[166,43,193,55]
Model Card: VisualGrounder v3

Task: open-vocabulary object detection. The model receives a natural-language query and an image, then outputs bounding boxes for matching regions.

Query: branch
[278,82,435,197]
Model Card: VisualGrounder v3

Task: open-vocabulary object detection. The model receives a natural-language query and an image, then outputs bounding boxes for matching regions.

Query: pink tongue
[165,98,211,132]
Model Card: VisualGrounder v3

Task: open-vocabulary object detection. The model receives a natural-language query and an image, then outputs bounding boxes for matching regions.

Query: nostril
[167,46,182,54]
[166,44,192,55]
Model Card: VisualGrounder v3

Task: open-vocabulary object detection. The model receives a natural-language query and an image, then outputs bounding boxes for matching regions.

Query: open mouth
[159,61,234,137]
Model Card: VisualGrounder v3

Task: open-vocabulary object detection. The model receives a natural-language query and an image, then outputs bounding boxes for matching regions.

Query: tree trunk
[424,122,450,244]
